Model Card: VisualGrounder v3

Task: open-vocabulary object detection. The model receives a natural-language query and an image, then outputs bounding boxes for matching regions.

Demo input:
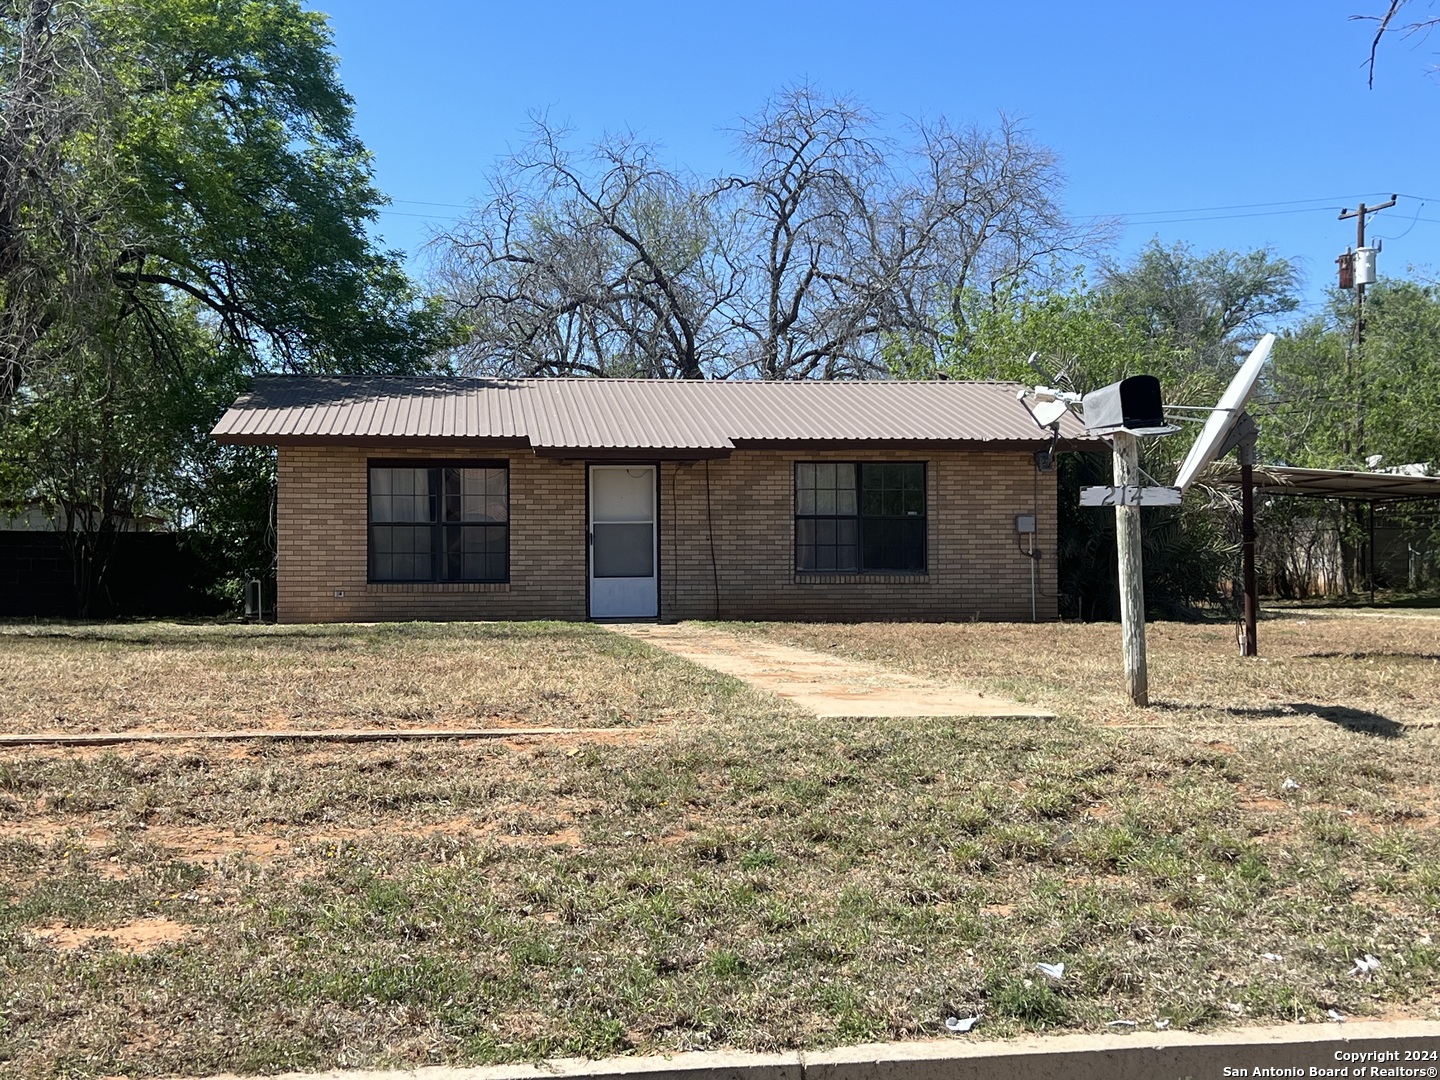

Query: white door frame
[587,464,659,619]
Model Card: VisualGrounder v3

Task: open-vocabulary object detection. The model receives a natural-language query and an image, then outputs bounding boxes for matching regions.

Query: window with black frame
[368,463,508,582]
[794,462,926,573]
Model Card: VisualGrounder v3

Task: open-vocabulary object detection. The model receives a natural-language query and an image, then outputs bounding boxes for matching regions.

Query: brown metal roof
[212,376,1097,452]
[1211,464,1440,503]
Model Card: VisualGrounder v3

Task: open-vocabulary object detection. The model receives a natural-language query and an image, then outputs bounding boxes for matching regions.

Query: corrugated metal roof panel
[211,376,1097,449]
[1211,464,1440,502]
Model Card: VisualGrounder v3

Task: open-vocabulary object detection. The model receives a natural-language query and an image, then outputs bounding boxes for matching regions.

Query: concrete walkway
[187,1019,1440,1080]
[612,624,1050,719]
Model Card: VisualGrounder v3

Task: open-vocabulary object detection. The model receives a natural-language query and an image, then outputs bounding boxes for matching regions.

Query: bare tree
[719,87,887,378]
[1354,1,1440,85]
[436,122,736,379]
[881,113,1102,364]
[435,87,1107,380]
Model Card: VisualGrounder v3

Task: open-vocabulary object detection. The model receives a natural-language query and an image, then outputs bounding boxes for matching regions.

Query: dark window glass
[795,462,925,573]
[369,464,508,582]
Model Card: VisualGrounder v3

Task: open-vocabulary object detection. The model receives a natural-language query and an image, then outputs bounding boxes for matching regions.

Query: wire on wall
[670,463,681,619]
[1026,440,1064,608]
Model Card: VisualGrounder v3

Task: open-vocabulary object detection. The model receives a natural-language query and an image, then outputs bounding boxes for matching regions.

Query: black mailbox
[1081,375,1173,436]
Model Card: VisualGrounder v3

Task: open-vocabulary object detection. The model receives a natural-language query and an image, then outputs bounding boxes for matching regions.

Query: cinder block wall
[276,445,1057,623]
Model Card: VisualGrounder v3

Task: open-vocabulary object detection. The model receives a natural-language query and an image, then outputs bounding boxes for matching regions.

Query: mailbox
[1081,375,1176,437]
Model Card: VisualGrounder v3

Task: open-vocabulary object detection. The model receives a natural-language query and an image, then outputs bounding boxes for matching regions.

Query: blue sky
[320,0,1438,318]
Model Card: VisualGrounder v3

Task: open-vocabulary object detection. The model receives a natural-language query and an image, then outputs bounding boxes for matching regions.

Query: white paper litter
[1154,1018,1171,1030]
[1282,778,1301,791]
[945,1015,979,1033]
[1350,954,1382,977]
[1107,1020,1137,1028]
[1035,962,1066,981]
[1328,1009,1346,1023]
[1260,952,1283,962]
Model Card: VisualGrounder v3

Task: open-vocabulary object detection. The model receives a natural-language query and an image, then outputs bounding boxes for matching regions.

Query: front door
[588,465,658,619]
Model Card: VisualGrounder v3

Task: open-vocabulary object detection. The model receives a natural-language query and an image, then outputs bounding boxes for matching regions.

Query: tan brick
[276,446,1058,623]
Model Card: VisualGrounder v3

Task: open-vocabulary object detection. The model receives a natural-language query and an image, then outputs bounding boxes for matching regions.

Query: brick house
[212,377,1093,623]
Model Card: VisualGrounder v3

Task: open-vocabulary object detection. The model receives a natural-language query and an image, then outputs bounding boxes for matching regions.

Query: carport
[1213,463,1440,607]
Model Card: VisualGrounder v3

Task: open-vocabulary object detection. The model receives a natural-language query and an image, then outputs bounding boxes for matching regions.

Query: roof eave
[212,433,535,450]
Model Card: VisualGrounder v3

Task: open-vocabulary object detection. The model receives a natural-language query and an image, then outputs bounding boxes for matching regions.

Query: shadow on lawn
[1300,650,1440,663]
[1152,700,1406,738]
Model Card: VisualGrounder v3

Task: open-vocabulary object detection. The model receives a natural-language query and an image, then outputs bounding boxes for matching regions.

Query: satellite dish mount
[1173,333,1275,657]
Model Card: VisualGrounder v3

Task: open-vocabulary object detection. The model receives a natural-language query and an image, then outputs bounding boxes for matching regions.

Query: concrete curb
[190,1020,1440,1080]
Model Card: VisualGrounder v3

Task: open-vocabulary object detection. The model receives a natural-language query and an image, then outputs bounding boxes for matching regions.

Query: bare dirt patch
[30,918,193,954]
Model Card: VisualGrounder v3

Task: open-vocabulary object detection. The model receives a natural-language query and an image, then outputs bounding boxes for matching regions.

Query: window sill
[367,582,511,594]
[793,572,930,585]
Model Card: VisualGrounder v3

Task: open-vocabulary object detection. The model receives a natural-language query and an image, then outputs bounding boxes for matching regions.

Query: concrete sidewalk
[613,624,1050,719]
[189,1020,1440,1080]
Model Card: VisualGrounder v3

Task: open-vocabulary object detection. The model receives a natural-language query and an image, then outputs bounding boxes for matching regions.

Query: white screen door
[589,465,658,618]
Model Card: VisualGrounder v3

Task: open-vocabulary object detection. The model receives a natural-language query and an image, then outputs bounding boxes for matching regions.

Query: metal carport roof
[1211,465,1440,503]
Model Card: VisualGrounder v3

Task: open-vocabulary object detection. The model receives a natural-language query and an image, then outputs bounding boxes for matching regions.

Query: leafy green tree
[1267,279,1440,470]
[936,276,1155,390]
[1262,278,1440,595]
[0,0,460,611]
[1099,240,1299,376]
[100,0,455,377]
[925,247,1302,620]
[0,298,234,613]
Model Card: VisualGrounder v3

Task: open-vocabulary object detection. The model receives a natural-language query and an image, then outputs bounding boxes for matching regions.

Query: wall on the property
[277,445,588,623]
[0,532,220,617]
[658,449,1057,623]
[276,445,1057,623]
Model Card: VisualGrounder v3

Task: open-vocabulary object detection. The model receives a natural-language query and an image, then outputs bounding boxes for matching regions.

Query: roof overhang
[532,446,733,461]
[214,433,535,450]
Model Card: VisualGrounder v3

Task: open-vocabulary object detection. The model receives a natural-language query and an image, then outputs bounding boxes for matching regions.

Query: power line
[379,190,1398,228]
[1109,193,1390,217]
[1106,206,1351,227]
[390,198,474,209]
[1075,192,1398,223]
[375,208,469,221]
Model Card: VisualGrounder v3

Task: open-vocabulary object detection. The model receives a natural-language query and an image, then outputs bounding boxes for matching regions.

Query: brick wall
[276,445,1057,623]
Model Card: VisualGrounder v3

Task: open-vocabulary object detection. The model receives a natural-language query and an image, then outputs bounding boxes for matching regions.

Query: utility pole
[1338,196,1395,592]
[1338,195,1395,460]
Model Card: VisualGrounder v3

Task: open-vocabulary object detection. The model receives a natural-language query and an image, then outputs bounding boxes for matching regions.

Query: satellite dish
[1174,334,1276,492]
[1029,398,1071,428]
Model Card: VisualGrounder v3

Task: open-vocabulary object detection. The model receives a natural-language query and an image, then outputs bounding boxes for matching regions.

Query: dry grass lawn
[0,614,1437,1078]
[718,610,1440,730]
[0,621,732,734]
